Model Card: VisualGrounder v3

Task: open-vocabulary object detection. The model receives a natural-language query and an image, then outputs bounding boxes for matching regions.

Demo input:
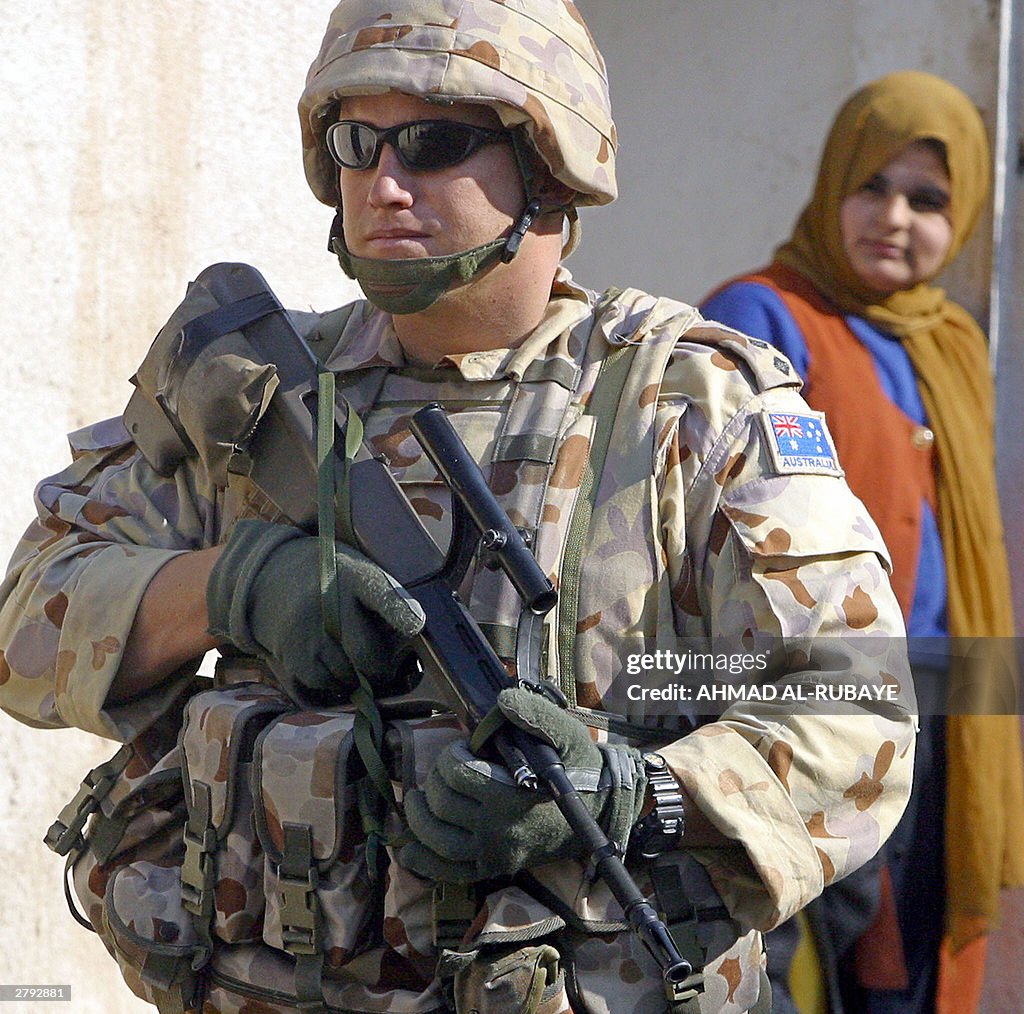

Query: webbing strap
[556,292,636,703]
[49,744,136,933]
[179,291,280,347]
[44,744,133,856]
[87,810,132,866]
[316,373,402,877]
[180,781,216,968]
[317,371,361,557]
[160,292,283,420]
[432,882,478,952]
[493,431,559,465]
[148,980,189,1014]
[520,355,581,389]
[279,823,326,1014]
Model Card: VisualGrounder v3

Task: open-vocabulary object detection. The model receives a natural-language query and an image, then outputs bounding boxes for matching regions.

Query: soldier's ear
[514,139,577,211]
[526,154,576,209]
[535,176,577,210]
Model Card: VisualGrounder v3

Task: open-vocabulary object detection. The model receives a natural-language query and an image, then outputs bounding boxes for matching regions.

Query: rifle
[124,262,695,999]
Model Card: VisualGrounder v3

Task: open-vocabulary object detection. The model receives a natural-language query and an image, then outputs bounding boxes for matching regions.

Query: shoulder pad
[681,320,799,393]
[594,287,700,349]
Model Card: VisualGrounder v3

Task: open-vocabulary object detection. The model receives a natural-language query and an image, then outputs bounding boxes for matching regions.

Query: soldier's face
[839,140,954,295]
[338,92,526,262]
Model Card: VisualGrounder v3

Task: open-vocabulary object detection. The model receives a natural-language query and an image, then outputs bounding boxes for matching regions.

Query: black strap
[179,292,281,352]
[159,292,284,413]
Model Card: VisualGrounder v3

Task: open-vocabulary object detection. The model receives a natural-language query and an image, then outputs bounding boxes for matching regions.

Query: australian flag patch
[760,409,843,476]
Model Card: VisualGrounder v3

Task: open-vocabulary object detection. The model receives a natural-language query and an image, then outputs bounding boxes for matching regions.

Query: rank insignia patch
[760,409,843,476]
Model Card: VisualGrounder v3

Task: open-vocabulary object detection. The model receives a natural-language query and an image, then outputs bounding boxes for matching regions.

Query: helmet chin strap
[328,199,543,315]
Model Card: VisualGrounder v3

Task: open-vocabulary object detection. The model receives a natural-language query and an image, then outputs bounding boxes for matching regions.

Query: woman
[701,70,1024,1013]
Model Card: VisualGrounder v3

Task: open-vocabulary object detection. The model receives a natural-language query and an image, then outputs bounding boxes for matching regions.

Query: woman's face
[839,140,954,294]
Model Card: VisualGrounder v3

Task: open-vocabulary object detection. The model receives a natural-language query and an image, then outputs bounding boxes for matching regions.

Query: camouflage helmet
[298,0,618,211]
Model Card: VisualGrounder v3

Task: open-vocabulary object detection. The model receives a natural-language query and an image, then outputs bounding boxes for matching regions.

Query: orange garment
[737,263,935,618]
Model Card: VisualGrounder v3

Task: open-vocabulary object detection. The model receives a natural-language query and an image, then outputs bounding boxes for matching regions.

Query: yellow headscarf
[777,70,1024,957]
[777,70,991,324]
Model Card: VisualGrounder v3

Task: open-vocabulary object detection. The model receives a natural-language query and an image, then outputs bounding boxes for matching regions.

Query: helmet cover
[298,0,617,209]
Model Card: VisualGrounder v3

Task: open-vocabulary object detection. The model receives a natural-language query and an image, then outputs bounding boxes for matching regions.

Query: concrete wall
[993,1,1024,651]
[0,4,358,1011]
[986,6,1024,1012]
[0,1,1018,1011]
[572,0,999,319]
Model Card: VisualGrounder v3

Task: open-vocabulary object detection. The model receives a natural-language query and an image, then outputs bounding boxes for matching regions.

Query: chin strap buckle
[501,200,543,262]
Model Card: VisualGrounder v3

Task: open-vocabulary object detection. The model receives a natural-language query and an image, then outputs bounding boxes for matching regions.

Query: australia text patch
[760,409,843,476]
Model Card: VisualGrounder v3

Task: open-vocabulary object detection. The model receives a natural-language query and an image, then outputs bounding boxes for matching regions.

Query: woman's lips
[862,239,904,259]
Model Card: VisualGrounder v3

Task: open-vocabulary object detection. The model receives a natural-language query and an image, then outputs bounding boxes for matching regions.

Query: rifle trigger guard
[436,494,480,590]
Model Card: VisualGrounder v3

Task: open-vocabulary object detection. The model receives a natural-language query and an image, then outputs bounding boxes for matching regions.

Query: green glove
[399,687,648,882]
[207,519,425,705]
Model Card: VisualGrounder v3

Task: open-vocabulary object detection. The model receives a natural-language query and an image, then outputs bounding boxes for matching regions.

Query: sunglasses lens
[327,122,378,169]
[397,122,479,169]
[327,120,505,171]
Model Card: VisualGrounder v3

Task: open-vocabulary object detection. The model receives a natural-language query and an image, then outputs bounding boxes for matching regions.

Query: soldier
[0,2,914,1013]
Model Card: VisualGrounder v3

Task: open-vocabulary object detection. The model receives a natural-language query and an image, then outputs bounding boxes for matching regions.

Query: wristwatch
[632,752,686,859]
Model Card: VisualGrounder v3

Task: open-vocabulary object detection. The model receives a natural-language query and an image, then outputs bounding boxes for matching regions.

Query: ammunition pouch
[51,682,465,1013]
[51,680,764,1013]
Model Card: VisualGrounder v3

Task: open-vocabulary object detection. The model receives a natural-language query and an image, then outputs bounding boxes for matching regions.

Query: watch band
[633,752,686,859]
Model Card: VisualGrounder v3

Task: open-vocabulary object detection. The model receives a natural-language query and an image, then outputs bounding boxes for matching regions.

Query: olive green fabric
[399,687,647,882]
[453,943,567,1014]
[206,519,424,706]
[330,233,508,316]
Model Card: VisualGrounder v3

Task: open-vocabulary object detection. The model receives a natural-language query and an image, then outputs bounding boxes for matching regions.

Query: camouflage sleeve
[0,417,219,741]
[654,345,915,932]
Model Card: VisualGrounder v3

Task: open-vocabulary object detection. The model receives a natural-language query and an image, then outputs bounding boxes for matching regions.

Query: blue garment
[702,281,948,640]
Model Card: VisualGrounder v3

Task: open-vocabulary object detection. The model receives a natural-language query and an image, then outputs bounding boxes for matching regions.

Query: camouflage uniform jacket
[0,268,914,1013]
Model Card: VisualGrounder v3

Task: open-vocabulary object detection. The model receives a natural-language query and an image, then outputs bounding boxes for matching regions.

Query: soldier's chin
[363,282,417,297]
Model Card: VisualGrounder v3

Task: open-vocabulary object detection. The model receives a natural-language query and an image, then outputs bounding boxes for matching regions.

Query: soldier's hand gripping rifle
[125,263,694,997]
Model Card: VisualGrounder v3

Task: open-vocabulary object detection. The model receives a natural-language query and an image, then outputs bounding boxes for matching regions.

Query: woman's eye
[860,176,888,197]
[909,189,950,213]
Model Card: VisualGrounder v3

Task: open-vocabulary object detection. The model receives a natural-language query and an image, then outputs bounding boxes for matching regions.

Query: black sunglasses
[325,119,512,172]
